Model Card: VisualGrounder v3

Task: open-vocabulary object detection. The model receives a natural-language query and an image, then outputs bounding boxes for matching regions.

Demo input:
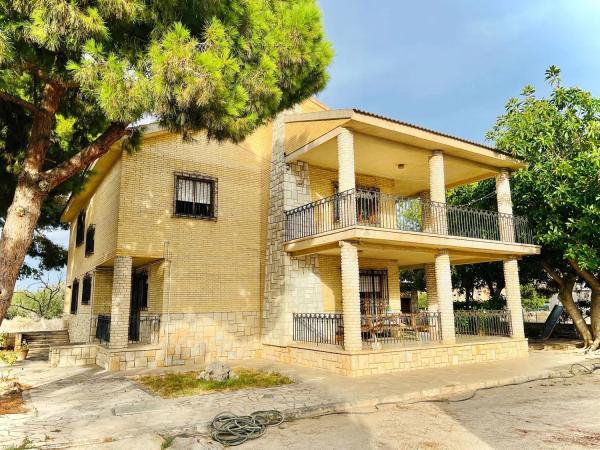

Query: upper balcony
[281,109,541,264]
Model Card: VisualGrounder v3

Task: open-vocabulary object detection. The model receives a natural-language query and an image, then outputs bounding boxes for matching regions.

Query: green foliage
[136,368,293,398]
[0,349,17,366]
[8,278,64,319]
[487,66,600,272]
[0,0,332,277]
[520,283,549,311]
[453,294,506,311]
[417,291,428,310]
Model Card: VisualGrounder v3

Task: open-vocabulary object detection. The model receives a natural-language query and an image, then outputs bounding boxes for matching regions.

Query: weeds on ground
[136,368,293,398]
[4,438,33,450]
[161,435,176,449]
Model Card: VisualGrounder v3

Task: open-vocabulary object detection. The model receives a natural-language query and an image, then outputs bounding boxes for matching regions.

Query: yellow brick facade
[58,98,531,374]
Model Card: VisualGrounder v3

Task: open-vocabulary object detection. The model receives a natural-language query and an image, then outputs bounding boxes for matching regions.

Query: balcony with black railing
[284,188,535,245]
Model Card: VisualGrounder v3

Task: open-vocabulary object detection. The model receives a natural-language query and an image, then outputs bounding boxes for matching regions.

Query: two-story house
[52,98,540,376]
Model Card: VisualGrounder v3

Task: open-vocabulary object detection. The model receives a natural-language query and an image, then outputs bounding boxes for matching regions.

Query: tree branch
[43,122,130,191]
[0,91,38,113]
[568,259,600,290]
[541,260,567,287]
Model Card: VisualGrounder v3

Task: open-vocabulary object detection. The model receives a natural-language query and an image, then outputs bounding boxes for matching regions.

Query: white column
[435,250,455,343]
[429,150,446,203]
[109,256,132,349]
[337,128,356,191]
[424,263,438,312]
[337,128,356,228]
[428,150,447,233]
[340,240,362,352]
[496,169,516,242]
[503,256,525,339]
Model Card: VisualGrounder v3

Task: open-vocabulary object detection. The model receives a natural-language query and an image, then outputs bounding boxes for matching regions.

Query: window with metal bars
[70,278,79,314]
[75,211,85,247]
[85,224,95,256]
[81,274,92,305]
[359,269,389,315]
[174,173,217,219]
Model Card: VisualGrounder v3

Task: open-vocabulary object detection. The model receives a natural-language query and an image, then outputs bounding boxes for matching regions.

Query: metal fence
[361,312,442,346]
[454,310,512,337]
[292,312,443,348]
[129,314,161,345]
[95,314,111,343]
[284,188,534,244]
[293,313,344,346]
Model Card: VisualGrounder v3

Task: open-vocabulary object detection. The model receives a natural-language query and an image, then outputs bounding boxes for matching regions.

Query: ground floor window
[70,279,79,314]
[359,269,389,315]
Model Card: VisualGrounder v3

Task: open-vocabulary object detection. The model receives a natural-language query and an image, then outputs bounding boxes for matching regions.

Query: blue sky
[19,0,600,287]
[316,0,600,143]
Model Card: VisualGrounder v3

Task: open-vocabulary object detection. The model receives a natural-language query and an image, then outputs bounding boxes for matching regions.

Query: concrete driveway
[1,350,598,449]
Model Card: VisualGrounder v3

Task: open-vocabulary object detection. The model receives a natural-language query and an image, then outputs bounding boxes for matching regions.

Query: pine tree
[0,0,332,324]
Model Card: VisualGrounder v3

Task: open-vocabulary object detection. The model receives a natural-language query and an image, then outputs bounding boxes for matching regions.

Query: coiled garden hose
[210,410,284,446]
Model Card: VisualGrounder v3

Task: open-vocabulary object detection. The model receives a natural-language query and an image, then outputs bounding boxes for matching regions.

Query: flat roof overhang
[284,110,525,197]
[96,251,164,269]
[284,227,540,269]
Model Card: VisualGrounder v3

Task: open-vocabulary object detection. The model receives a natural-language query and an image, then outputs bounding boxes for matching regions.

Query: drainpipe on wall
[163,241,172,368]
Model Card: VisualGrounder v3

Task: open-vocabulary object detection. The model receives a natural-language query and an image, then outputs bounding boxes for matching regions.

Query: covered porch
[92,253,164,350]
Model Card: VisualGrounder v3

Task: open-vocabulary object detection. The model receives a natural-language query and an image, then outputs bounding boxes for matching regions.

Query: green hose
[210,410,284,446]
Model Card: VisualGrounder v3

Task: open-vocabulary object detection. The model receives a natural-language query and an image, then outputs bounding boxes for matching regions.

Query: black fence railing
[95,314,111,343]
[284,189,535,244]
[293,313,344,346]
[292,312,444,348]
[454,310,512,337]
[361,312,442,346]
[129,314,161,345]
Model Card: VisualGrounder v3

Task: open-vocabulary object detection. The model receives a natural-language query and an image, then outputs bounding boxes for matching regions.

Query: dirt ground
[243,372,600,450]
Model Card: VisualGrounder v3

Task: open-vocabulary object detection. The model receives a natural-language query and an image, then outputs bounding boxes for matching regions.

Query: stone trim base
[263,338,529,377]
[50,343,165,371]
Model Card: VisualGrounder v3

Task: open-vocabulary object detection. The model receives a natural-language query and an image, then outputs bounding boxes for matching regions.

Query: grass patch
[135,368,293,398]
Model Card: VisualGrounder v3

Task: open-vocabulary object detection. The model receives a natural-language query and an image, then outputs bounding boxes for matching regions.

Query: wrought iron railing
[454,310,512,337]
[361,312,442,346]
[95,314,111,343]
[284,189,535,244]
[129,314,161,345]
[292,312,444,348]
[292,313,344,346]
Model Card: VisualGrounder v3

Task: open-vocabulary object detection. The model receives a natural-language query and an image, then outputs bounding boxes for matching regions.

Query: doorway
[359,269,389,315]
[129,270,148,342]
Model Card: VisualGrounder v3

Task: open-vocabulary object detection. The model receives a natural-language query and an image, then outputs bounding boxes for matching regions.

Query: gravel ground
[243,372,600,450]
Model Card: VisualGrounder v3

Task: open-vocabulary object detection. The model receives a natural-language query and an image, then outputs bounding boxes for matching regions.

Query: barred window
[82,274,92,305]
[70,278,79,314]
[85,224,95,256]
[174,173,217,219]
[75,211,85,247]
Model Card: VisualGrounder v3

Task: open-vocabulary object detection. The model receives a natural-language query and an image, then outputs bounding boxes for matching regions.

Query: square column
[495,169,516,242]
[109,256,132,349]
[337,128,357,227]
[337,128,356,192]
[434,250,455,343]
[340,240,362,352]
[424,263,438,312]
[428,150,446,203]
[503,256,525,338]
[428,150,448,234]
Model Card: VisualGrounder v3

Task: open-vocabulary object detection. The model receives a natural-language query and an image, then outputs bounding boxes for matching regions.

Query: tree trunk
[589,290,600,351]
[0,82,63,326]
[558,275,593,347]
[0,177,46,324]
[567,259,600,350]
[542,261,593,346]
